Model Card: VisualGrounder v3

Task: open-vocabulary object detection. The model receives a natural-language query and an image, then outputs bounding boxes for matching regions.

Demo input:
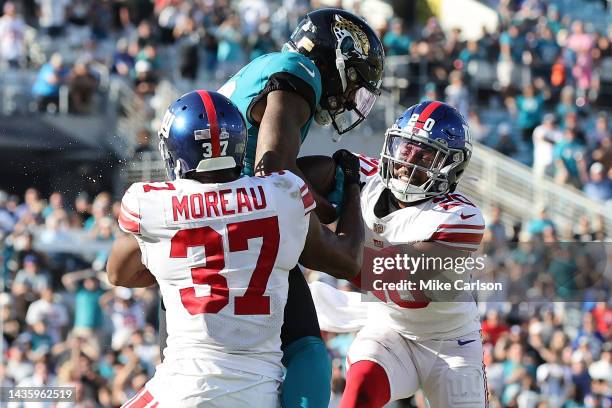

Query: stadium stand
[0,0,610,407]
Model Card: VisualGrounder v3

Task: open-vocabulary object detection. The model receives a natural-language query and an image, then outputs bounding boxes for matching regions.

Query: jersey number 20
[170,216,280,315]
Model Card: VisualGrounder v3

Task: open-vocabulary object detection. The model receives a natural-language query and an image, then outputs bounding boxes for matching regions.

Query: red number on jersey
[143,182,176,193]
[171,227,228,314]
[170,217,280,315]
[228,217,280,315]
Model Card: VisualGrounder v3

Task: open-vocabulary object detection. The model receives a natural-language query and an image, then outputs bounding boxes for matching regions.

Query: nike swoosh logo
[457,339,477,346]
[298,62,316,78]
[460,213,475,220]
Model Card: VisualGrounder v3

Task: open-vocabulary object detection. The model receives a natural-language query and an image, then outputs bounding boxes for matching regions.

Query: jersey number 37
[171,216,279,316]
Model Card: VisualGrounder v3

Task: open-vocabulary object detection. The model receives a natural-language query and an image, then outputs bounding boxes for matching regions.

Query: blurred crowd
[1,187,160,406]
[2,0,610,200]
[378,0,611,201]
[1,191,611,407]
[1,0,611,407]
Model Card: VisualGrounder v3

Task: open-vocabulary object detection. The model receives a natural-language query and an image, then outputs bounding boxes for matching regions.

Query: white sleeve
[275,170,316,216]
[117,183,149,266]
[118,184,142,236]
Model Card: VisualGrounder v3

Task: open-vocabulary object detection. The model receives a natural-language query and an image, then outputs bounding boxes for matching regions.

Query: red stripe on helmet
[196,90,221,157]
[414,101,442,129]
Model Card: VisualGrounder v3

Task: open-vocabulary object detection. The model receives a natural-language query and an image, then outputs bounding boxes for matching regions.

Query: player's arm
[107,234,156,288]
[252,89,338,223]
[299,151,364,279]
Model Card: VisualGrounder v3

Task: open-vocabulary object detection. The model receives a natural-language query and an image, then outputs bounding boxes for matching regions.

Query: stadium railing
[461,142,612,236]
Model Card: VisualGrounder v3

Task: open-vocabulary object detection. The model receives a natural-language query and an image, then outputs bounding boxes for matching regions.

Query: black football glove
[332,149,360,185]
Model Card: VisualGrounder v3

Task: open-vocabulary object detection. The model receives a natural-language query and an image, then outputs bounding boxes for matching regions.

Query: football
[296,155,338,197]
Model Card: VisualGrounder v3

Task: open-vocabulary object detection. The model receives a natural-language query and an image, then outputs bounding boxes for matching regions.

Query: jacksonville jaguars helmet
[285,8,384,136]
[158,90,247,180]
[379,101,472,203]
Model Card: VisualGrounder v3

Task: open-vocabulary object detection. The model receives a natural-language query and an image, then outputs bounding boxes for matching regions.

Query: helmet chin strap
[388,178,427,203]
[335,48,348,93]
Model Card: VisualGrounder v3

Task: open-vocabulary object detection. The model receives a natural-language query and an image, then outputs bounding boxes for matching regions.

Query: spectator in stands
[534,25,560,71]
[248,22,275,61]
[458,39,483,72]
[61,269,104,349]
[556,86,578,128]
[445,70,469,118]
[6,345,34,384]
[573,313,605,360]
[112,38,136,77]
[487,205,508,245]
[467,109,490,143]
[68,60,100,114]
[482,309,509,346]
[494,122,518,157]
[133,59,157,98]
[100,287,145,351]
[566,21,595,100]
[31,53,67,113]
[588,112,610,148]
[533,113,563,178]
[0,190,17,235]
[42,191,63,220]
[583,162,612,201]
[514,83,545,144]
[591,133,612,173]
[573,215,597,242]
[527,205,556,236]
[11,255,51,318]
[216,12,244,79]
[174,14,200,81]
[0,2,26,68]
[35,0,70,38]
[420,82,438,103]
[564,111,587,145]
[383,18,411,56]
[17,359,57,389]
[70,192,91,228]
[553,128,587,188]
[25,287,68,343]
[15,188,41,222]
[497,25,524,93]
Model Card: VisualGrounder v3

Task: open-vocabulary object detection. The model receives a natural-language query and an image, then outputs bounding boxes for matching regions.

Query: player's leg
[280,265,331,408]
[340,325,419,408]
[415,331,488,408]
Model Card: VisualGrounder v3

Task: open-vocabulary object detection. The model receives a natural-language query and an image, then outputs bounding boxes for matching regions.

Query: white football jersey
[118,171,314,380]
[355,154,484,341]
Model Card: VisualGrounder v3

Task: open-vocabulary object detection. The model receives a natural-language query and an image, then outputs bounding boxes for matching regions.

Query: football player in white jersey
[311,101,488,407]
[106,90,364,407]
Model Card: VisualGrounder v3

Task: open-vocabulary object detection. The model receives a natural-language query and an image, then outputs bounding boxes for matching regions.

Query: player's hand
[332,149,360,185]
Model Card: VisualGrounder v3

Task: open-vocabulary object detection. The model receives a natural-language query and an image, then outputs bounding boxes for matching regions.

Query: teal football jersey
[218,51,322,175]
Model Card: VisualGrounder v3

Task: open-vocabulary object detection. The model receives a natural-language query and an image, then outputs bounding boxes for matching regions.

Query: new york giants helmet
[157,90,247,180]
[379,101,472,203]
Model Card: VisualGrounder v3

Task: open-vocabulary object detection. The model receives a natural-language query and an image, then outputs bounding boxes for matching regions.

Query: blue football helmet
[158,90,247,180]
[379,101,472,203]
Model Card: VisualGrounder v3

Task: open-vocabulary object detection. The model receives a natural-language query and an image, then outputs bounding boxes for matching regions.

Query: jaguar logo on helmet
[332,14,370,59]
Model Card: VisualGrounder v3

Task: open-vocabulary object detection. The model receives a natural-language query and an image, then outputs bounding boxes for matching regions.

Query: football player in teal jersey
[222,8,383,408]
[159,8,384,408]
